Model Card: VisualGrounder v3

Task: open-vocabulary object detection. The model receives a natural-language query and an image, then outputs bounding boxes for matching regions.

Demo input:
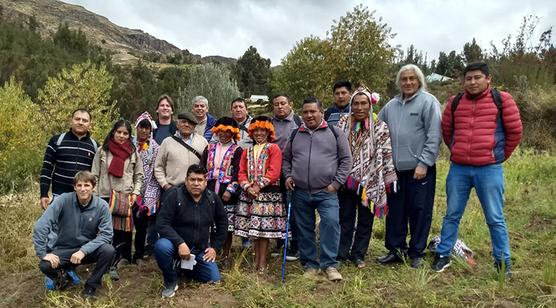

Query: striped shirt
[40,130,98,198]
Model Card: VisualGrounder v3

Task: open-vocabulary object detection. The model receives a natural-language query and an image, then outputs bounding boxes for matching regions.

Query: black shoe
[431,254,451,272]
[495,261,512,280]
[81,286,97,300]
[377,251,404,264]
[144,244,154,258]
[410,257,424,269]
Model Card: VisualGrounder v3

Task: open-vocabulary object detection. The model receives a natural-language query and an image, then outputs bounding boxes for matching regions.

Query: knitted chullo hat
[211,116,240,141]
[247,115,275,142]
[348,85,380,106]
[135,111,158,130]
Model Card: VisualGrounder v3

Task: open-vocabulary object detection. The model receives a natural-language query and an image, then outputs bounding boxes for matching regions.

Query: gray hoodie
[282,121,352,193]
[378,89,442,171]
[33,192,113,258]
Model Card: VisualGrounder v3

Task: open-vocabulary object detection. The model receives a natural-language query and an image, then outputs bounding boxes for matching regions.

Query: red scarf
[108,138,133,178]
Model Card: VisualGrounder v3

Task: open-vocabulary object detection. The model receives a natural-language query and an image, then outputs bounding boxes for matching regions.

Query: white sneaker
[325,267,343,282]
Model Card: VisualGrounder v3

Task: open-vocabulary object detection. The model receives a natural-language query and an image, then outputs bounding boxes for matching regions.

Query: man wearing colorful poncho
[336,85,397,269]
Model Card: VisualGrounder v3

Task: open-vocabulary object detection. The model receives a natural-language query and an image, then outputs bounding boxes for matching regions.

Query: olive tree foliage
[38,60,117,139]
[274,5,395,106]
[176,63,241,118]
[0,78,47,192]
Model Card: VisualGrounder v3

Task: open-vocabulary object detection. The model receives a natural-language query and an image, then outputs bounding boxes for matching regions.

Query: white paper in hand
[180,254,197,270]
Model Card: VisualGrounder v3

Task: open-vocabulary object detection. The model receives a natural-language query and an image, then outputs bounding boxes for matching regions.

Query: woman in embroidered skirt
[235,116,286,273]
[200,116,243,262]
[132,112,161,265]
[91,119,144,280]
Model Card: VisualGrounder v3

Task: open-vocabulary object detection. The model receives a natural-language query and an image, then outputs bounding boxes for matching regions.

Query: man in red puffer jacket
[432,62,522,278]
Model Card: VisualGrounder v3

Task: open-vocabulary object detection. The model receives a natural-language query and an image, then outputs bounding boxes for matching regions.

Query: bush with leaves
[176,63,241,118]
[38,60,117,140]
[275,5,395,106]
[0,78,47,193]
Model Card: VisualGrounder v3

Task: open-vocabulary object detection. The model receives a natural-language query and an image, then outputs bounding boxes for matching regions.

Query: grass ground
[0,149,554,307]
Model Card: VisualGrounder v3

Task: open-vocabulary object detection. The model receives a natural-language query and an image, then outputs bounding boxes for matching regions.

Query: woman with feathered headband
[335,85,397,269]
[200,116,243,263]
[235,116,286,273]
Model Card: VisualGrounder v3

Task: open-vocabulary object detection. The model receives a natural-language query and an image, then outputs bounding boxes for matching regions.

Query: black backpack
[450,88,504,143]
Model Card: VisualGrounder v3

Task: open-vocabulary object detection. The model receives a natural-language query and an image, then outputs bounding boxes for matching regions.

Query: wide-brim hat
[212,116,240,141]
[248,115,275,142]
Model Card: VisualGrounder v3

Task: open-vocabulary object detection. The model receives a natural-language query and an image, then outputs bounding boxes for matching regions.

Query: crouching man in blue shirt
[33,171,115,300]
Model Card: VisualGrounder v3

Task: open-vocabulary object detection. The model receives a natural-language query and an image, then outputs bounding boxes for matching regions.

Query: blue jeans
[437,163,511,266]
[292,190,340,269]
[154,238,221,285]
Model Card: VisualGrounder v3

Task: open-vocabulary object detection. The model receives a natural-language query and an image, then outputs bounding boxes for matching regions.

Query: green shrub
[0,78,46,193]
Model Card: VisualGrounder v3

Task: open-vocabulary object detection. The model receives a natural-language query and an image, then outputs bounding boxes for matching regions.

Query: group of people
[33,61,522,299]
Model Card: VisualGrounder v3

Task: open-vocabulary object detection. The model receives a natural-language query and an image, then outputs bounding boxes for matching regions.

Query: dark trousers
[338,189,374,261]
[385,165,436,258]
[39,244,115,289]
[113,229,133,263]
[133,206,150,261]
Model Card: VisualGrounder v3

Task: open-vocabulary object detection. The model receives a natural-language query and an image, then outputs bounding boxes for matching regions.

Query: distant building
[249,95,269,103]
[426,73,453,83]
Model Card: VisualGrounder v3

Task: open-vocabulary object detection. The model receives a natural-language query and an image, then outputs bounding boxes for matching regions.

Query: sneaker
[161,282,178,298]
[270,252,280,258]
[109,266,120,281]
[67,270,81,285]
[410,257,424,269]
[353,259,367,269]
[431,255,451,272]
[117,258,130,268]
[302,267,319,279]
[144,244,154,258]
[325,267,343,282]
[81,286,96,300]
[45,276,56,291]
[285,251,299,262]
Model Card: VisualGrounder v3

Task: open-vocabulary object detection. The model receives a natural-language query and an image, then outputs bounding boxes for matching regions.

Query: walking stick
[281,199,292,283]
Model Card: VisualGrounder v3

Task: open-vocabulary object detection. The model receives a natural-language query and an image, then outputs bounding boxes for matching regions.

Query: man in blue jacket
[33,171,114,299]
[191,95,217,141]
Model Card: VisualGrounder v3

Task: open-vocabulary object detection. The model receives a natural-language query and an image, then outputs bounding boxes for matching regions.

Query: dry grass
[0,150,555,307]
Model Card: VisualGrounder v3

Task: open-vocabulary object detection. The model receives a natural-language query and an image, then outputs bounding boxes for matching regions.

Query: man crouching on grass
[33,171,115,300]
[154,164,228,298]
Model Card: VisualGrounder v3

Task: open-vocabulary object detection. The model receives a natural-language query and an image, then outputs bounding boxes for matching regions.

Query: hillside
[0,0,236,65]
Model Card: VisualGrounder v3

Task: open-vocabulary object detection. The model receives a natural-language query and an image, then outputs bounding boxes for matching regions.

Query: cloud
[61,0,555,65]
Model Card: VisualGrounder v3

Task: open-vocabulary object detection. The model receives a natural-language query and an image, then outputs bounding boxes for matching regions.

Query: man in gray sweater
[377,64,442,268]
[33,171,114,299]
[282,97,352,281]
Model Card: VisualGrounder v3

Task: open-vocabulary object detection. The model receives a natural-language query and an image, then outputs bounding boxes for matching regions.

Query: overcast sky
[60,0,555,65]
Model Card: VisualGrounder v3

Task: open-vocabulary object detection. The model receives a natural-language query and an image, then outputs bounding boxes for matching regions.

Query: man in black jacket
[154,164,228,298]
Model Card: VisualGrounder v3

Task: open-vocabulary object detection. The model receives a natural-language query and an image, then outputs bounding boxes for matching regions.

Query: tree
[38,61,117,139]
[0,78,46,192]
[275,5,395,106]
[463,38,483,63]
[176,63,241,118]
[435,50,464,78]
[234,46,271,97]
[325,5,395,95]
[273,36,330,105]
